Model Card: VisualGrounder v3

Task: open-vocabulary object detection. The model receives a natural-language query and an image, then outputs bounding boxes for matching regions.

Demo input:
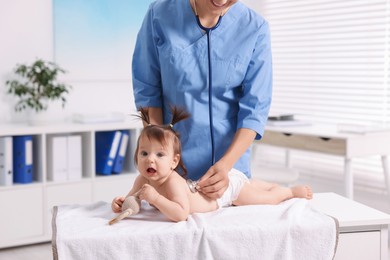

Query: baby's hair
[138,107,151,125]
[170,106,190,126]
[134,106,190,177]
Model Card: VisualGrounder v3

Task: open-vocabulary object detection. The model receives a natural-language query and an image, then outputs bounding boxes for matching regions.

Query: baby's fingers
[112,196,125,212]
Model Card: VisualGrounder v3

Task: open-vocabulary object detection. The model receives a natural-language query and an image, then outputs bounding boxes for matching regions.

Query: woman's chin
[210,0,229,8]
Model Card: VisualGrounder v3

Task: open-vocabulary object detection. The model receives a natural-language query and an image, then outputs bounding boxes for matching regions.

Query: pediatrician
[132,0,272,199]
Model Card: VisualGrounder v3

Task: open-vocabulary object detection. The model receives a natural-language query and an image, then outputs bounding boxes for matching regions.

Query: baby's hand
[138,184,160,205]
[112,196,125,213]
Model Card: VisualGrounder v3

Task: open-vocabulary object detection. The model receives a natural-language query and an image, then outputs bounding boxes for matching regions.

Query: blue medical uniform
[132,0,272,180]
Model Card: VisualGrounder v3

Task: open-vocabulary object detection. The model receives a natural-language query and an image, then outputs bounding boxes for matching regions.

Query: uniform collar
[185,0,245,36]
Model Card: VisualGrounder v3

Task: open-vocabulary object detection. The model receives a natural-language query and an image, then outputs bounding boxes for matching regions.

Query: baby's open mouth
[147,168,156,174]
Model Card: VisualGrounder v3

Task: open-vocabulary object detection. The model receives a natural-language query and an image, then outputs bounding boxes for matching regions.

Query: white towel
[52,198,338,260]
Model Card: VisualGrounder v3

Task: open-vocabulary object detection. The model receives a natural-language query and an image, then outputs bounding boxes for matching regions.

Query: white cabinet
[93,174,137,202]
[335,231,381,260]
[0,121,141,248]
[310,193,390,260]
[0,186,44,247]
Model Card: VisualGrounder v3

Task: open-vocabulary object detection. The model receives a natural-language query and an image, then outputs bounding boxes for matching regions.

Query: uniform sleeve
[132,4,163,109]
[237,20,273,140]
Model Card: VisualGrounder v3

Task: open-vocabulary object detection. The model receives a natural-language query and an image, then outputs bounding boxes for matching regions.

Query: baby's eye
[157,152,165,158]
[140,151,148,157]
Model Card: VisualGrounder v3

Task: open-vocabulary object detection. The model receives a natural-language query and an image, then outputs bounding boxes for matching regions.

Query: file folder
[67,135,82,180]
[112,130,129,174]
[47,136,68,182]
[0,136,13,186]
[13,135,33,184]
[95,131,122,175]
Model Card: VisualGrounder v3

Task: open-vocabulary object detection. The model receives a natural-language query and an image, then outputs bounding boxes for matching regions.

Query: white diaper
[217,168,249,208]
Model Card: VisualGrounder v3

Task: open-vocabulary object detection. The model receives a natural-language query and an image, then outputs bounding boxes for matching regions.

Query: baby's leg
[251,177,313,200]
[248,179,279,191]
[233,181,312,206]
[291,185,313,199]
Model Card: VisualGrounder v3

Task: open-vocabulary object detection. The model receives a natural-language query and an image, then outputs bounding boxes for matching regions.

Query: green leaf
[5,58,72,113]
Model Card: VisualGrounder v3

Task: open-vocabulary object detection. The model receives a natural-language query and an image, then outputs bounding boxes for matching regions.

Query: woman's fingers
[198,174,229,199]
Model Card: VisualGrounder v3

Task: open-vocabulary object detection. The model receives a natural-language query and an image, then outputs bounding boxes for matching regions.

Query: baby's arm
[139,179,190,222]
[111,175,146,213]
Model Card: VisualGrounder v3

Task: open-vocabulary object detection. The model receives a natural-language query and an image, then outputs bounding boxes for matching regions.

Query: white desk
[258,124,390,199]
[311,193,390,260]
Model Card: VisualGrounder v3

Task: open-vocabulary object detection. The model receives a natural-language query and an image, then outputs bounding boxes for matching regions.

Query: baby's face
[137,135,178,182]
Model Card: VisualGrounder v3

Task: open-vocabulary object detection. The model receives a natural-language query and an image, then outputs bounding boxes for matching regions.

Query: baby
[111,107,312,222]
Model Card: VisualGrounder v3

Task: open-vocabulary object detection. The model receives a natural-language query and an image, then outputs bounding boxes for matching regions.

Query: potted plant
[6,59,72,124]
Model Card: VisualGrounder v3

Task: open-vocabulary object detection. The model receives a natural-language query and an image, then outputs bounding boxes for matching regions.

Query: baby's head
[134,106,189,177]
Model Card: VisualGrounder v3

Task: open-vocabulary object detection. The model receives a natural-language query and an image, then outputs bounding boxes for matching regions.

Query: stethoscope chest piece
[187,179,199,193]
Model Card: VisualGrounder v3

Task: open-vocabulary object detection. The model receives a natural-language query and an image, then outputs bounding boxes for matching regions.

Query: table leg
[344,158,353,199]
[381,155,390,198]
[380,225,389,260]
[251,144,258,161]
[285,149,291,168]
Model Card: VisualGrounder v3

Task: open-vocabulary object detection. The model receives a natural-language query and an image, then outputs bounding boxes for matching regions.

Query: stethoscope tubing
[206,30,216,164]
[196,15,222,165]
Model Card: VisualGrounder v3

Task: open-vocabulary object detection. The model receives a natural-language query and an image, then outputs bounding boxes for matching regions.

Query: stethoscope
[193,0,223,167]
[187,1,224,192]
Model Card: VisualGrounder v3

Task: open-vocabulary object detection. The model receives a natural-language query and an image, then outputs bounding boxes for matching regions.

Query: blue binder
[112,130,129,174]
[13,135,33,184]
[95,131,122,175]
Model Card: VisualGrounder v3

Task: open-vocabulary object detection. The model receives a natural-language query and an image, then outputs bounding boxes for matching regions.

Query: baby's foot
[291,185,313,200]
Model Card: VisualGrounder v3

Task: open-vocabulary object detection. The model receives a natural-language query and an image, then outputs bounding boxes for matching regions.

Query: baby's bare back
[188,189,218,213]
[153,172,218,214]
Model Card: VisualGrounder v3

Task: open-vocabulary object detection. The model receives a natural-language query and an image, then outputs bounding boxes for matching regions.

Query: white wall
[240,0,259,11]
[0,0,134,123]
[0,1,262,124]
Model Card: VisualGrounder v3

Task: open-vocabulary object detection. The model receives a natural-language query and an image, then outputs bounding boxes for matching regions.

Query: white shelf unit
[0,121,141,248]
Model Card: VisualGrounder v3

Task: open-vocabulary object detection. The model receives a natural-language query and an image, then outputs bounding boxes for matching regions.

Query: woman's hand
[138,184,160,205]
[111,196,125,213]
[197,161,230,199]
[196,128,256,199]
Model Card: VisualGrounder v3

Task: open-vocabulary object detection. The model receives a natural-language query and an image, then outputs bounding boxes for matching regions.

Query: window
[259,0,389,124]
[254,0,390,189]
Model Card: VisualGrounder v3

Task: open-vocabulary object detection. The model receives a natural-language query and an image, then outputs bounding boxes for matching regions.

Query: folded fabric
[52,198,338,260]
